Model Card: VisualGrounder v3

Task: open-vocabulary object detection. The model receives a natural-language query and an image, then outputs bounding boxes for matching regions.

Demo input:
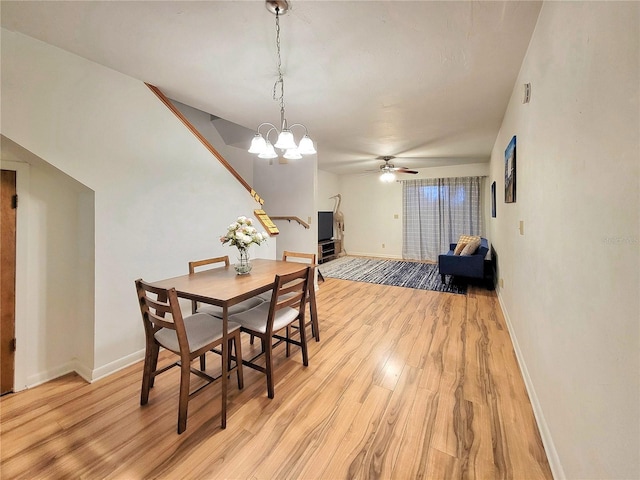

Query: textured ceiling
[1,1,542,174]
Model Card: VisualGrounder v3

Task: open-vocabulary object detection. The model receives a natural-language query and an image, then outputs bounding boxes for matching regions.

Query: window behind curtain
[402,176,483,261]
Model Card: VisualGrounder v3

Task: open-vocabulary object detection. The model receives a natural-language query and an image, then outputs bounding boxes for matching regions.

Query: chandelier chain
[272,8,286,126]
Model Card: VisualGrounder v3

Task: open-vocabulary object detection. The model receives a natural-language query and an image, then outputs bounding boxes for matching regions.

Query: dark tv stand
[318,239,341,264]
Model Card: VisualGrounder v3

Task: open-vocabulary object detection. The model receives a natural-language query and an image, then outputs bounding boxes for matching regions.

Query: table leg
[309,272,320,342]
[221,305,228,429]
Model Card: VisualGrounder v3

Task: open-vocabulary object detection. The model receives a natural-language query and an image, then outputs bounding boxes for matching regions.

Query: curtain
[402,176,483,261]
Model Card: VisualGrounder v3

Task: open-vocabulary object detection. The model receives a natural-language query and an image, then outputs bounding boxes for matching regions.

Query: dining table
[149,258,318,429]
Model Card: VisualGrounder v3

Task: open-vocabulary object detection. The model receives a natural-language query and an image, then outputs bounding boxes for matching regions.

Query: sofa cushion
[453,242,467,255]
[454,235,480,255]
[461,237,481,255]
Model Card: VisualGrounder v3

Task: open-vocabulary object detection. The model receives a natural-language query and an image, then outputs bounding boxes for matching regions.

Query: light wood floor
[0,279,552,479]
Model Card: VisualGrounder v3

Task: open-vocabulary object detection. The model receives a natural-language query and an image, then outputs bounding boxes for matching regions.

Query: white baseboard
[19,349,145,392]
[89,348,145,383]
[26,362,75,389]
[496,288,565,480]
[71,359,93,383]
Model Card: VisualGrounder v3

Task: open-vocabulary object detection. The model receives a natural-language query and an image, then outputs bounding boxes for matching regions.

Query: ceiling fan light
[297,135,317,155]
[284,148,302,160]
[274,129,297,150]
[380,171,396,183]
[248,133,267,154]
[258,141,278,159]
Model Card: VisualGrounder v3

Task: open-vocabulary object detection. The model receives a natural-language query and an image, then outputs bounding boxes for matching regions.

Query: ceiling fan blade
[392,167,419,174]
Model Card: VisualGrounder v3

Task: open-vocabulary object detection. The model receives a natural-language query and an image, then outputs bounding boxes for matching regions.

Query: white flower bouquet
[219,216,268,251]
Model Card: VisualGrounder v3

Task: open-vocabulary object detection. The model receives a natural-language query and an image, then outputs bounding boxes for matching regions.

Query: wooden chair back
[282,250,316,265]
[266,267,312,336]
[189,255,230,273]
[136,279,187,355]
[280,251,320,342]
[188,256,230,313]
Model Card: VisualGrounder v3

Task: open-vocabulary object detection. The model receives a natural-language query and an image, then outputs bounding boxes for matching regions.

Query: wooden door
[1,169,17,394]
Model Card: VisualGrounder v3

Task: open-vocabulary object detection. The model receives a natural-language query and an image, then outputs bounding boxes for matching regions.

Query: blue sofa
[438,237,490,283]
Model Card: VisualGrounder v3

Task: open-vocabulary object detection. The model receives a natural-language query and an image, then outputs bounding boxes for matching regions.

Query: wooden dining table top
[150,258,312,307]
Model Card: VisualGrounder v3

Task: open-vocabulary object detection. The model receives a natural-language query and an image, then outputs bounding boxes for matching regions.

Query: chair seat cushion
[257,291,273,302]
[154,313,241,353]
[197,297,264,317]
[229,302,299,334]
[257,290,301,303]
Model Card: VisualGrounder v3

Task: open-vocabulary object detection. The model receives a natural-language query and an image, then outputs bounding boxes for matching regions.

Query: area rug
[318,256,467,295]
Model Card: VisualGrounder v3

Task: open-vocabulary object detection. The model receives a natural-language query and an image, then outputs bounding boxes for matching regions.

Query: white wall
[253,156,317,260]
[337,163,489,258]
[27,156,95,384]
[1,29,275,385]
[488,3,639,479]
[318,169,340,213]
[170,100,255,186]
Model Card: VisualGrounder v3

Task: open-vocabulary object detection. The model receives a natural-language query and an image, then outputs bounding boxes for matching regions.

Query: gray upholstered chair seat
[197,297,264,317]
[257,291,273,302]
[154,313,241,353]
[229,302,299,334]
[257,290,298,303]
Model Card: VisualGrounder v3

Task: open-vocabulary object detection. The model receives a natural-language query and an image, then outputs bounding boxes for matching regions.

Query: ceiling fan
[377,156,418,182]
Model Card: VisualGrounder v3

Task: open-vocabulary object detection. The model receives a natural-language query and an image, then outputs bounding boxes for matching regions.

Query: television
[318,211,334,242]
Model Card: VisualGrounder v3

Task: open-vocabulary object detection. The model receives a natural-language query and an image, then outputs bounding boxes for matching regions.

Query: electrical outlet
[519,220,524,235]
[394,214,399,219]
[499,278,504,288]
[308,216,311,224]
[382,243,385,248]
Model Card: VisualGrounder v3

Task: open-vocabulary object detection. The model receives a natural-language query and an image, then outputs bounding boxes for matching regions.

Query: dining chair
[188,256,264,316]
[258,251,320,343]
[229,266,312,399]
[135,278,244,434]
[189,256,265,357]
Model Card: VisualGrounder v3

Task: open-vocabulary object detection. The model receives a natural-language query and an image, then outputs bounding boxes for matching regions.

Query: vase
[235,249,252,275]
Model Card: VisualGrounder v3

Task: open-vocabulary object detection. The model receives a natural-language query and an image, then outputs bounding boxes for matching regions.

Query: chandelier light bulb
[297,135,316,155]
[284,148,302,160]
[248,133,266,154]
[258,141,278,159]
[274,129,297,150]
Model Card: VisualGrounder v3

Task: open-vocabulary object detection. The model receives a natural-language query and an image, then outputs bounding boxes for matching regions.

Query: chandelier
[248,0,316,160]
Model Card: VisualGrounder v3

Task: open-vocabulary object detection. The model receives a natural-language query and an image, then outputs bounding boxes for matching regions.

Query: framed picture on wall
[491,181,497,217]
[505,135,516,203]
